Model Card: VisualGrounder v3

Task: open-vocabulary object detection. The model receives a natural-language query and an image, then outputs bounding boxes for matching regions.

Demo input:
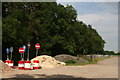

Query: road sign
[35,43,40,49]
[10,47,13,53]
[28,42,30,48]
[19,47,24,53]
[23,45,26,52]
[10,47,13,60]
[6,48,10,54]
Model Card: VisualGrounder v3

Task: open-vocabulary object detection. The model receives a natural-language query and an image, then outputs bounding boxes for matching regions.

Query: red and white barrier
[5,60,10,65]
[18,61,24,70]
[24,61,31,70]
[33,60,39,69]
[5,60,14,68]
[9,60,14,68]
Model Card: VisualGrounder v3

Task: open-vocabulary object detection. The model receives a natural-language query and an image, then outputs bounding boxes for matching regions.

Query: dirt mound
[54,54,88,63]
[31,55,66,69]
[0,60,13,73]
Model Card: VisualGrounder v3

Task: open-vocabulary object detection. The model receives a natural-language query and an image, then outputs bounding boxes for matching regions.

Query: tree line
[2,2,106,64]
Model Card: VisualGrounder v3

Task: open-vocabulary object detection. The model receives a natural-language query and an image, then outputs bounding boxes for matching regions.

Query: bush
[65,60,76,64]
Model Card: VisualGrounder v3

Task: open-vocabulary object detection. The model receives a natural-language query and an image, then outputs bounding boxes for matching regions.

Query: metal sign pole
[10,47,13,60]
[11,52,12,60]
[7,54,9,60]
[36,49,38,57]
[21,53,23,61]
[23,52,24,60]
[27,48,29,61]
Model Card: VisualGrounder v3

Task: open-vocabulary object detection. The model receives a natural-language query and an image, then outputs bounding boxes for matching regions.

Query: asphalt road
[2,56,118,79]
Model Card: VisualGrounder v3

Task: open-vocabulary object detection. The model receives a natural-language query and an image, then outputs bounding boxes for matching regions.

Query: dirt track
[2,56,118,78]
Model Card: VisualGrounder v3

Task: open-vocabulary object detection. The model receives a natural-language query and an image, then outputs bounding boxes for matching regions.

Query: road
[2,56,118,79]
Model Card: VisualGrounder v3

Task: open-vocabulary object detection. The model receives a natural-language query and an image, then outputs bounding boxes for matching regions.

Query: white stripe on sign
[36,45,40,47]
[19,50,24,51]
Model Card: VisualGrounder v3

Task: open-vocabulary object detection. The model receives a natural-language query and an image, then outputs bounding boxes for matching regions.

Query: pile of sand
[54,54,88,63]
[0,60,12,73]
[31,55,66,69]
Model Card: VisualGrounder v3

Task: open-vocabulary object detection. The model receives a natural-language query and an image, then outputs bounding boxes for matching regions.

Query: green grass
[94,57,111,61]
[65,56,112,66]
[66,60,97,66]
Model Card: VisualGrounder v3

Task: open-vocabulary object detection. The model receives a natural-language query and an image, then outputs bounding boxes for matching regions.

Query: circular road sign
[19,47,24,53]
[28,42,31,48]
[35,43,40,49]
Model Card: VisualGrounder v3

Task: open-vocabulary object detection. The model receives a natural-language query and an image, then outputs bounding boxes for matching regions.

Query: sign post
[23,45,26,60]
[10,47,13,60]
[6,48,10,60]
[33,43,40,69]
[27,42,30,61]
[35,43,40,57]
[19,47,24,60]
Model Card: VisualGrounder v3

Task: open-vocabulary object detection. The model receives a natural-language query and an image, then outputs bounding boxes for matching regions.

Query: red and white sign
[35,43,40,49]
[28,42,31,48]
[19,47,24,53]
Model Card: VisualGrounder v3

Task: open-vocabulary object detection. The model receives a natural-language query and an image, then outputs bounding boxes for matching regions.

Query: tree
[2,2,105,64]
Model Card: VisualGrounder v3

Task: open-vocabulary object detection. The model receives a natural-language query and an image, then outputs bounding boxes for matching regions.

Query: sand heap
[31,55,66,69]
[54,54,88,63]
[0,60,12,73]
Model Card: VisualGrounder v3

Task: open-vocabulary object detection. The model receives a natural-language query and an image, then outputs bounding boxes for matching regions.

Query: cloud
[77,13,118,52]
[57,2,118,52]
[77,13,118,31]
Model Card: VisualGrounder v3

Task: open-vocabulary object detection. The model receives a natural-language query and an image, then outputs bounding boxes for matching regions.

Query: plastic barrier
[9,60,14,68]
[33,60,39,69]
[24,61,31,70]
[5,60,10,65]
[18,61,24,70]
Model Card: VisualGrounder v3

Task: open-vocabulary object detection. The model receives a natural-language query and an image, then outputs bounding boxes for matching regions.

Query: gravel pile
[54,54,88,63]
[0,60,13,73]
[31,55,66,69]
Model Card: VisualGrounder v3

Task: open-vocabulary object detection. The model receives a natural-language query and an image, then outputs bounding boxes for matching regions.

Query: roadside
[65,55,113,66]
[2,56,118,78]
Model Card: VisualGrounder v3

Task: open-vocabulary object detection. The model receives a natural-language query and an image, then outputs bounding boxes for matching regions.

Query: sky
[57,1,118,52]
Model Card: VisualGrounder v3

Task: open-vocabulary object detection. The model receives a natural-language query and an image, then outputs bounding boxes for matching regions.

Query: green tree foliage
[103,51,115,55]
[2,2,105,64]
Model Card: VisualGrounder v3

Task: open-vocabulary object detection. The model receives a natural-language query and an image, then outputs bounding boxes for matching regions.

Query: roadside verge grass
[65,56,112,66]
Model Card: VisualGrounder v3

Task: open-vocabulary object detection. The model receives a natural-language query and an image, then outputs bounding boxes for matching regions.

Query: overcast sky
[57,1,118,52]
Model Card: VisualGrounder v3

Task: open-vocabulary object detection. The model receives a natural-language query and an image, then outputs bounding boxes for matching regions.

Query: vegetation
[2,2,106,64]
[65,60,76,64]
[65,56,112,66]
[103,51,115,55]
[66,60,97,66]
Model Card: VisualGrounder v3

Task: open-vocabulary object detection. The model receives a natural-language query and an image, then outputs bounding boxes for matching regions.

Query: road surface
[2,56,118,79]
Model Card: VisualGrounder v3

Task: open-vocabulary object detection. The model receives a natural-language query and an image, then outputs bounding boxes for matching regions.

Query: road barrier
[24,61,31,70]
[5,60,10,65]
[9,60,14,68]
[18,60,24,70]
[33,60,39,69]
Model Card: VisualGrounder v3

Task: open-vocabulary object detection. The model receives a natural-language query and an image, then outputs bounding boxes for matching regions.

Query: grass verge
[65,56,112,66]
